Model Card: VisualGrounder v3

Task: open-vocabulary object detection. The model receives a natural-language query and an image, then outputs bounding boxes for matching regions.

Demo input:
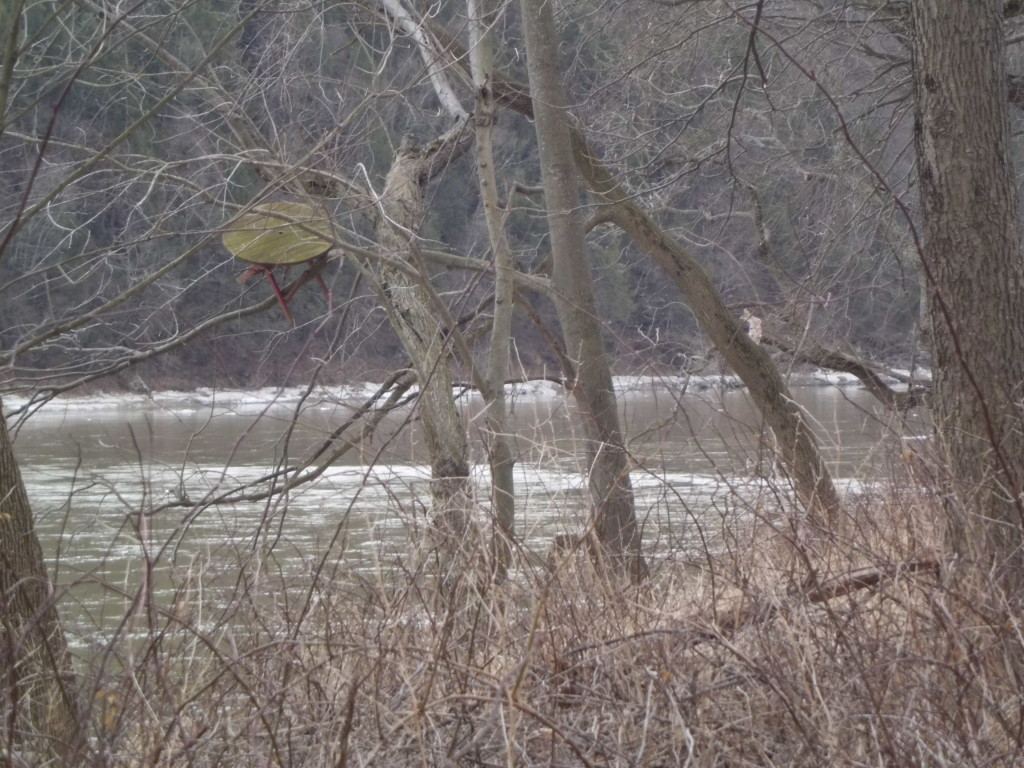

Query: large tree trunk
[519,0,648,581]
[0,400,83,764]
[910,0,1024,584]
[373,132,476,541]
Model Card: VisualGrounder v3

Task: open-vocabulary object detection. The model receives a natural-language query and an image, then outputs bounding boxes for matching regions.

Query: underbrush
[52,487,1024,766]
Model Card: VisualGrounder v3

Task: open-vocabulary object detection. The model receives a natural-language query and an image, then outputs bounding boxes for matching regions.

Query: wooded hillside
[0,0,954,392]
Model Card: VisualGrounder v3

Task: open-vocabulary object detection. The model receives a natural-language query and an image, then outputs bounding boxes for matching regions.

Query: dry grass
[15,477,1024,767]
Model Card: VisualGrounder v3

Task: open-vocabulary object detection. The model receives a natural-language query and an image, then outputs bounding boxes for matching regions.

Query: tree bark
[0,398,83,764]
[469,0,517,583]
[519,0,648,581]
[910,0,1024,582]
[373,129,476,540]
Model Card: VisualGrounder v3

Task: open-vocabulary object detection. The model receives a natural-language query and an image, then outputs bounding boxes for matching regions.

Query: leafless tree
[911,0,1024,588]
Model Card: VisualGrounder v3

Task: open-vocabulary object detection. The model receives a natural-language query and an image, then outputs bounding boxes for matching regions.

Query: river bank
[3,367,930,417]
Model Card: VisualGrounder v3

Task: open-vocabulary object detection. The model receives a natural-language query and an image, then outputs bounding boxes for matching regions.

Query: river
[8,377,923,650]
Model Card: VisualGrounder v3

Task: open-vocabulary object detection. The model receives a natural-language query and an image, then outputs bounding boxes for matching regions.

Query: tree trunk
[422,27,845,529]
[0,400,83,764]
[910,0,1024,583]
[519,0,648,581]
[374,131,476,542]
[572,139,843,528]
[469,0,517,583]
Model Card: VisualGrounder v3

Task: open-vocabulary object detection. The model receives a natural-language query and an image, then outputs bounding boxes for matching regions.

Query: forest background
[0,0,934,392]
